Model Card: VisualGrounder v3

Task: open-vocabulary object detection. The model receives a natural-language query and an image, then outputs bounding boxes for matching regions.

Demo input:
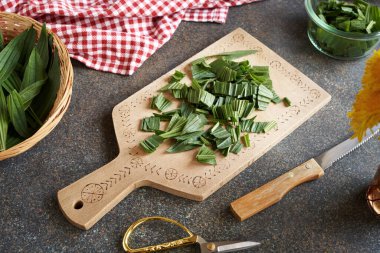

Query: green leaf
[160,81,185,92]
[2,71,22,93]
[6,134,23,149]
[0,29,27,83]
[32,47,60,121]
[283,97,291,107]
[191,60,216,80]
[210,122,231,139]
[271,90,282,104]
[216,136,232,149]
[210,58,238,82]
[19,78,47,110]
[151,93,172,112]
[0,31,3,51]
[7,90,32,138]
[196,145,216,165]
[0,88,8,151]
[213,50,257,60]
[240,119,277,133]
[47,34,54,69]
[174,131,204,141]
[242,134,250,147]
[21,48,46,90]
[19,27,37,66]
[36,23,50,70]
[167,140,199,153]
[171,70,185,82]
[181,113,207,134]
[230,142,243,154]
[160,113,187,138]
[140,116,160,132]
[140,134,164,153]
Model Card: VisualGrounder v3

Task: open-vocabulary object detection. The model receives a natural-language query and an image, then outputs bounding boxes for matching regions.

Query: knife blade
[230,124,380,221]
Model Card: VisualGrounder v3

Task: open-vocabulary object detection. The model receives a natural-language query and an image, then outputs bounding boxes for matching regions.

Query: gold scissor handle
[123,216,198,253]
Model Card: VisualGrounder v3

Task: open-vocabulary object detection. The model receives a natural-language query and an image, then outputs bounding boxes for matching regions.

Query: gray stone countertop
[1,0,379,252]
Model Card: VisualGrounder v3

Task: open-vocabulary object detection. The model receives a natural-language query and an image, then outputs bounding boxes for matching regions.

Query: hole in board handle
[74,200,84,210]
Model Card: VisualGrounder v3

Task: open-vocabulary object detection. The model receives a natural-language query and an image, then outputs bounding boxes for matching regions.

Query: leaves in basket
[0,29,27,83]
[7,90,32,138]
[0,31,3,51]
[0,88,8,151]
[21,48,46,90]
[0,23,60,152]
[36,23,49,70]
[2,71,22,93]
[19,27,37,67]
[32,47,61,121]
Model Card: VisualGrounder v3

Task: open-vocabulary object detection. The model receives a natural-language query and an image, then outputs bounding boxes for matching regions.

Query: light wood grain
[57,28,331,230]
[230,159,325,221]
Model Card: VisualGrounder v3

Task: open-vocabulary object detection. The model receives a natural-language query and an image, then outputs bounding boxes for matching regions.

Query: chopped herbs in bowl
[138,51,290,165]
[305,0,380,59]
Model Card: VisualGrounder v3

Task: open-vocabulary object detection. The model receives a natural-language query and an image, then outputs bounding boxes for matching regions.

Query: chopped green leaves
[312,0,380,58]
[141,116,160,132]
[151,93,172,112]
[242,134,250,147]
[196,145,216,165]
[139,51,281,164]
[140,134,164,153]
[283,97,291,107]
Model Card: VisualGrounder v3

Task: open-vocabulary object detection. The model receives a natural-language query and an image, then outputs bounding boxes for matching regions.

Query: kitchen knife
[230,124,380,221]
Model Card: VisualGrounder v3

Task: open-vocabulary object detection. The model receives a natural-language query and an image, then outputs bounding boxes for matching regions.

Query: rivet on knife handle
[230,159,324,221]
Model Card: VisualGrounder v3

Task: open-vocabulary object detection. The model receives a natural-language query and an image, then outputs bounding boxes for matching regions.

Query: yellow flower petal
[362,50,380,89]
[348,89,380,141]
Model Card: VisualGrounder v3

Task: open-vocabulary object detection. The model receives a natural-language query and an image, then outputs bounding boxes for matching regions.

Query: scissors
[123,216,260,252]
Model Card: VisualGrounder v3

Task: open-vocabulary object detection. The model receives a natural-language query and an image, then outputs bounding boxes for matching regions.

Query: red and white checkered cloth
[1,0,260,75]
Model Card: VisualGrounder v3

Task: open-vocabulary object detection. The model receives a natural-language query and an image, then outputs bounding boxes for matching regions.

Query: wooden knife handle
[230,158,324,221]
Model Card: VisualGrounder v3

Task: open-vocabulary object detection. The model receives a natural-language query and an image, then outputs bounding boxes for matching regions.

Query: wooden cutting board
[58,28,331,230]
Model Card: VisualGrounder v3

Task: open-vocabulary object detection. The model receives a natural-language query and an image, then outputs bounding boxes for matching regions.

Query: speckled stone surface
[1,1,379,252]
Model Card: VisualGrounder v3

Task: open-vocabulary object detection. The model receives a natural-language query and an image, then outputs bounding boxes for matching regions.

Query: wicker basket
[0,12,73,160]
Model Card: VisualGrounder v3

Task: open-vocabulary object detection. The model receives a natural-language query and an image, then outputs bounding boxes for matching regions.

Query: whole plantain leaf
[0,31,3,51]
[2,71,22,94]
[19,27,37,67]
[7,90,32,138]
[20,78,47,110]
[36,23,49,70]
[0,88,8,151]
[32,47,60,121]
[0,30,27,83]
[21,48,46,90]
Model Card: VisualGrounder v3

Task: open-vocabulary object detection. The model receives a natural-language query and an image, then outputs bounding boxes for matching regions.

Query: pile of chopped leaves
[317,0,380,34]
[312,0,380,58]
[139,50,290,165]
[0,24,60,151]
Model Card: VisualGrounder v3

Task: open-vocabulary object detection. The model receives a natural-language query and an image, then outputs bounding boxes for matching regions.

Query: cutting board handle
[57,156,145,230]
[230,158,324,221]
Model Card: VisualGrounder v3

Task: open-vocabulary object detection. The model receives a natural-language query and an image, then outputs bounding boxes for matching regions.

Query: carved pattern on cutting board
[81,158,232,204]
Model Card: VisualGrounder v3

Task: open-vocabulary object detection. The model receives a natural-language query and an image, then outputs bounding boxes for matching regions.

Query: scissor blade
[216,241,260,252]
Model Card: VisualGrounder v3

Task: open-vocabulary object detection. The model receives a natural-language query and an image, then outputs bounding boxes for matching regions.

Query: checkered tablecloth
[1,0,260,75]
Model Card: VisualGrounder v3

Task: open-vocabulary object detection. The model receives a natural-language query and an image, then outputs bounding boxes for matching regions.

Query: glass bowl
[305,0,380,60]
